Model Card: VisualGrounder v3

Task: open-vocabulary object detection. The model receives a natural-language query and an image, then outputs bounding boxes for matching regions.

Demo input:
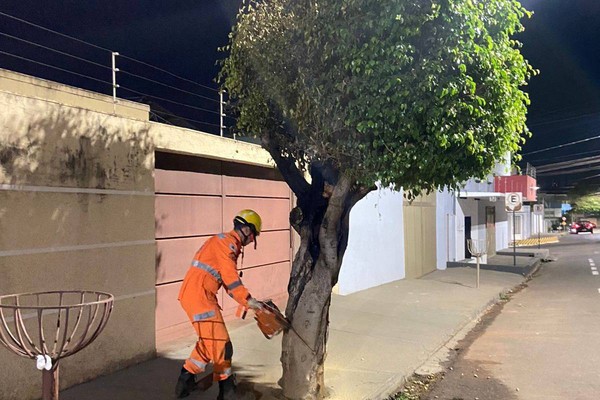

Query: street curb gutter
[369,278,533,400]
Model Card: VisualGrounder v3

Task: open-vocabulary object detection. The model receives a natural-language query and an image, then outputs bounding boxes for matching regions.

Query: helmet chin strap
[239,227,257,250]
[237,228,256,278]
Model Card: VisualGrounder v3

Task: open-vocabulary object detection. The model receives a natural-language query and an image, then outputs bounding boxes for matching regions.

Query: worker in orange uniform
[175,209,263,399]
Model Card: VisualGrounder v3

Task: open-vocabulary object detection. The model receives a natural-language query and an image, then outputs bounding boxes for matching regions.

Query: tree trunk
[280,175,355,400]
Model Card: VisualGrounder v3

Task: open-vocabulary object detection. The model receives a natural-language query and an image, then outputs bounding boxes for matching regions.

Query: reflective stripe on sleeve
[189,358,207,370]
[192,310,216,322]
[226,280,243,290]
[192,260,222,283]
[218,233,226,239]
[216,367,232,378]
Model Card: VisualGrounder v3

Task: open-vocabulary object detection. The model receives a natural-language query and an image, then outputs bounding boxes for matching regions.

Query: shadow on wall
[0,95,156,294]
[0,94,159,398]
[0,98,153,189]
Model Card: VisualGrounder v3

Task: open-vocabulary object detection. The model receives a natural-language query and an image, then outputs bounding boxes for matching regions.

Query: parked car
[570,220,595,234]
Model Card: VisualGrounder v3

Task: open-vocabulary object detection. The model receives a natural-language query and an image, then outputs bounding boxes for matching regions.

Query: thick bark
[280,176,358,400]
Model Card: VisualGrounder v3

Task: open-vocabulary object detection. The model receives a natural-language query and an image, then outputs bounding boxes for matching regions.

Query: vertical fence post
[219,90,224,137]
[111,52,119,115]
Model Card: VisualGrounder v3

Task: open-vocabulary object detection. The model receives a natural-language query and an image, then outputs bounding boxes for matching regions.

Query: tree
[220,1,534,398]
[568,181,600,216]
[571,194,600,216]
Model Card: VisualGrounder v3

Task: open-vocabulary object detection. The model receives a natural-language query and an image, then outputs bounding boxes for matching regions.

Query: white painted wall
[509,205,532,240]
[531,212,544,235]
[495,205,509,251]
[337,187,405,295]
[435,154,513,267]
[461,177,495,193]
[436,188,456,269]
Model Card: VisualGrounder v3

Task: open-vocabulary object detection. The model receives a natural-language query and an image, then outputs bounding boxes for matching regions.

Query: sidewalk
[62,266,531,400]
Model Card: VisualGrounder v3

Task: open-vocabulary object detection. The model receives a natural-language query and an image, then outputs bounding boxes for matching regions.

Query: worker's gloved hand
[247,298,263,310]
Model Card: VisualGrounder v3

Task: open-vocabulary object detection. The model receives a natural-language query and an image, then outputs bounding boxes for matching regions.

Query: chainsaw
[238,299,315,353]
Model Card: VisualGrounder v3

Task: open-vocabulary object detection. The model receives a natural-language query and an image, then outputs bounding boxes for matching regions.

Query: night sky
[1,0,599,192]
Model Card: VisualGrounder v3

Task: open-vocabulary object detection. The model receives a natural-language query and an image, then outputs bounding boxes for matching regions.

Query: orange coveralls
[178,230,251,381]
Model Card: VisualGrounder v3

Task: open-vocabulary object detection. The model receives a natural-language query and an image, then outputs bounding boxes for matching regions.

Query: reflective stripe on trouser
[183,309,233,381]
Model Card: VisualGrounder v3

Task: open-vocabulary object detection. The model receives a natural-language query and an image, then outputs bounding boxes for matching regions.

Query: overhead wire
[0,10,219,93]
[523,132,600,156]
[0,31,112,70]
[0,50,112,86]
[537,165,600,177]
[529,104,599,119]
[119,86,222,115]
[119,69,220,103]
[119,54,219,92]
[0,11,112,53]
[150,109,222,128]
[528,110,600,128]
[0,10,228,129]
[536,155,600,173]
[528,149,600,165]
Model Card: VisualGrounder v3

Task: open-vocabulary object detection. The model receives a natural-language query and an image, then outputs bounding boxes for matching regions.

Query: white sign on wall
[505,192,523,212]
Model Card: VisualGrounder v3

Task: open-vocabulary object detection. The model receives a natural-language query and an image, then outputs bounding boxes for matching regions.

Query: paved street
[425,233,600,400]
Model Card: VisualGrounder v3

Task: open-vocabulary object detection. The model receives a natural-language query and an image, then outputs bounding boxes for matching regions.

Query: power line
[0,10,218,94]
[0,31,111,70]
[119,69,220,103]
[528,110,600,128]
[0,50,112,86]
[119,86,221,115]
[538,165,600,177]
[151,109,222,128]
[523,132,600,156]
[528,149,600,165]
[537,154,600,172]
[537,158,600,174]
[119,54,219,93]
[0,11,112,53]
[530,104,599,119]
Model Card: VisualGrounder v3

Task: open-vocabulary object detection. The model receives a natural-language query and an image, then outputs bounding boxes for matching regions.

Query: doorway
[465,216,472,259]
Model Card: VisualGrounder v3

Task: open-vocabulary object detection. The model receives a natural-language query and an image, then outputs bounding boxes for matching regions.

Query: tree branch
[349,184,375,208]
[261,132,310,200]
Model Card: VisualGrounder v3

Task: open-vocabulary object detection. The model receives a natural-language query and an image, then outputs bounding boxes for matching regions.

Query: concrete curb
[447,257,541,277]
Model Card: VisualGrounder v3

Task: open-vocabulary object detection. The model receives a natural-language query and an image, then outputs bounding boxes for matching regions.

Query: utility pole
[506,192,522,267]
[513,210,516,266]
[219,90,224,137]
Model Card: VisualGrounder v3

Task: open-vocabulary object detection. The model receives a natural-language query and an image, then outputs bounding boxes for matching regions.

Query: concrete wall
[0,88,156,399]
[0,69,276,399]
[338,187,405,295]
[496,208,509,251]
[436,188,456,269]
[403,192,437,279]
[510,205,532,240]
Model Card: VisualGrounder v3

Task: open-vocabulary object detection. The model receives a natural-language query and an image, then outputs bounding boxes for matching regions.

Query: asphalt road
[424,233,600,400]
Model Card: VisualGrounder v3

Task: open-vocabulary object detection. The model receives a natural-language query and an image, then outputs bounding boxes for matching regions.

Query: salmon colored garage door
[154,152,292,341]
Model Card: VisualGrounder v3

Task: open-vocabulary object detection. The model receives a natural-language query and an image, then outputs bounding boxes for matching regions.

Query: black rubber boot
[175,367,196,398]
[217,375,236,400]
[217,375,255,400]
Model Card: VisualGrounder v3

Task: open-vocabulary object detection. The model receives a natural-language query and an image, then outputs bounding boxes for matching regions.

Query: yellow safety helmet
[234,209,262,236]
